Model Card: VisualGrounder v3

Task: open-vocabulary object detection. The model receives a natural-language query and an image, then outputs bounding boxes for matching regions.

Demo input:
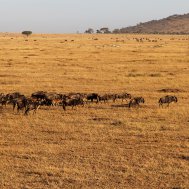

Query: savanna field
[0,33,189,188]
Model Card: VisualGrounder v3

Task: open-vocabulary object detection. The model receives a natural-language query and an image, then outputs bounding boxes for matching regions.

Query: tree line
[84,27,125,34]
[85,28,111,34]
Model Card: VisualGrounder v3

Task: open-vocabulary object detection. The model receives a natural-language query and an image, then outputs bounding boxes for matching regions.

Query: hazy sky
[0,0,188,33]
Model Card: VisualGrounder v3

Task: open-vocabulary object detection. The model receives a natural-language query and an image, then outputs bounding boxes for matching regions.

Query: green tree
[22,31,32,37]
[100,27,111,34]
[96,30,102,34]
[112,29,120,34]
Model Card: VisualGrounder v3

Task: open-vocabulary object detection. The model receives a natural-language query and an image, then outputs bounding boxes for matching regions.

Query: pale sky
[0,0,188,33]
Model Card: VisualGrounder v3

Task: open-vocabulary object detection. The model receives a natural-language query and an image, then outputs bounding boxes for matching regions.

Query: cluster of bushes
[85,27,111,34]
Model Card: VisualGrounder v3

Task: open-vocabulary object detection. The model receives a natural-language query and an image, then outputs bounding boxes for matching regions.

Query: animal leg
[24,108,30,115]
[13,103,16,111]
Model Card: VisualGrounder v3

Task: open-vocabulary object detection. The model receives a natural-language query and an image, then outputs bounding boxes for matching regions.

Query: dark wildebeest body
[63,97,84,111]
[44,93,64,106]
[67,93,87,102]
[86,93,99,103]
[31,91,47,100]
[159,95,178,107]
[1,92,24,107]
[98,94,109,103]
[106,94,117,102]
[14,98,27,112]
[12,95,28,112]
[129,97,145,108]
[98,94,117,103]
[6,92,24,102]
[32,92,65,106]
[116,93,132,102]
[0,93,4,99]
[25,101,41,115]
[0,93,6,106]
[67,92,85,98]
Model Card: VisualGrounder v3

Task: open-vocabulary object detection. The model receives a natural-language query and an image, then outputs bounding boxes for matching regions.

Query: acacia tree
[96,30,102,34]
[112,29,120,34]
[100,27,111,34]
[22,31,32,37]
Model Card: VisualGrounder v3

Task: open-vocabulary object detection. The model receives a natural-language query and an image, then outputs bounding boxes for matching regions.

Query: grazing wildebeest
[31,91,47,100]
[46,93,67,106]
[62,97,84,110]
[0,93,4,99]
[12,97,28,112]
[98,94,109,103]
[86,93,99,103]
[24,101,41,115]
[31,91,62,106]
[159,95,178,107]
[67,92,87,100]
[0,93,6,106]
[98,93,117,103]
[129,97,145,108]
[6,92,23,101]
[116,93,132,102]
[14,96,41,113]
[1,92,23,107]
[107,94,117,102]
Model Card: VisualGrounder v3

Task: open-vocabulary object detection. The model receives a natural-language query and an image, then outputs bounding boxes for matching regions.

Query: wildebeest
[24,101,42,115]
[31,91,47,100]
[62,97,84,111]
[86,93,99,103]
[0,93,6,106]
[0,93,4,99]
[32,91,65,106]
[129,97,145,108]
[98,93,118,103]
[1,92,24,107]
[6,92,23,101]
[67,92,86,100]
[44,93,65,106]
[12,97,27,112]
[159,95,178,107]
[98,94,109,103]
[116,93,132,102]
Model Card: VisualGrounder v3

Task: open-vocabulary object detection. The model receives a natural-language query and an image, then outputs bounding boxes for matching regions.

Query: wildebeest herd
[0,91,178,115]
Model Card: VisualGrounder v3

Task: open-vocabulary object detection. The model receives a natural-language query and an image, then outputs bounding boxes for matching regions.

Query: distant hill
[113,13,189,34]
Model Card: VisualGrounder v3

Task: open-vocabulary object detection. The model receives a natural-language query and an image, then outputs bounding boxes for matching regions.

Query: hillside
[114,13,189,34]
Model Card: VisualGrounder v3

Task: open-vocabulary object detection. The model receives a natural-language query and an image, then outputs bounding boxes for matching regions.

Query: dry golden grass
[0,33,189,188]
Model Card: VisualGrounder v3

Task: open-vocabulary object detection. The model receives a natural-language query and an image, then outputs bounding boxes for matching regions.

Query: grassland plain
[0,33,189,189]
